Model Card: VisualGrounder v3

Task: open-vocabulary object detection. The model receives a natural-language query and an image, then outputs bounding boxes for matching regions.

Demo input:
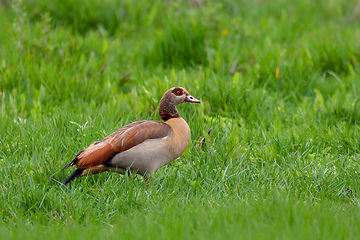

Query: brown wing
[75,120,172,169]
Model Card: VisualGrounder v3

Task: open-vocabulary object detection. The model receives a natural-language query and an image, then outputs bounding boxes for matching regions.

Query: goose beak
[185,94,201,103]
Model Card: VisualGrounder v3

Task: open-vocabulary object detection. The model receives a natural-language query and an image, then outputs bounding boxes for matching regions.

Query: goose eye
[176,90,181,95]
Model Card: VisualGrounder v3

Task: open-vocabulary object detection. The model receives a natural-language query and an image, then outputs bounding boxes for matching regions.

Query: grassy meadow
[1,0,360,239]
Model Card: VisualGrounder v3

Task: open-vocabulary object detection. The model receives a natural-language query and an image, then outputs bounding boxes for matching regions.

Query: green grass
[1,0,360,239]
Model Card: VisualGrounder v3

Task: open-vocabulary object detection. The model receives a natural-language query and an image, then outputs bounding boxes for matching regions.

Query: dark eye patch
[172,88,183,96]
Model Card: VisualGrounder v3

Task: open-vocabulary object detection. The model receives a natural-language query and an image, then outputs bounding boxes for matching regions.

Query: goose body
[62,87,200,185]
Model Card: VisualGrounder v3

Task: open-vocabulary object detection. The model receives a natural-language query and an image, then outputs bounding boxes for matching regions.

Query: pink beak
[185,94,201,103]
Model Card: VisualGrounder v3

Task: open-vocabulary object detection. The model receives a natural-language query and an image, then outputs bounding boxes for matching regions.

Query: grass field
[1,0,360,239]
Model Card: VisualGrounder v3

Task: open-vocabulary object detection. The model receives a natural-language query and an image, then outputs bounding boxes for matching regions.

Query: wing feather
[73,120,172,169]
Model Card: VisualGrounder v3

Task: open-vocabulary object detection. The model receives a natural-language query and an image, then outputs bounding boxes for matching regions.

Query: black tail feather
[64,169,84,185]
[61,150,84,171]
[61,158,77,171]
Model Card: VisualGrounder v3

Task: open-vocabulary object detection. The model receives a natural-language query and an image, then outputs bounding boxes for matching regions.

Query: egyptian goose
[62,87,200,185]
